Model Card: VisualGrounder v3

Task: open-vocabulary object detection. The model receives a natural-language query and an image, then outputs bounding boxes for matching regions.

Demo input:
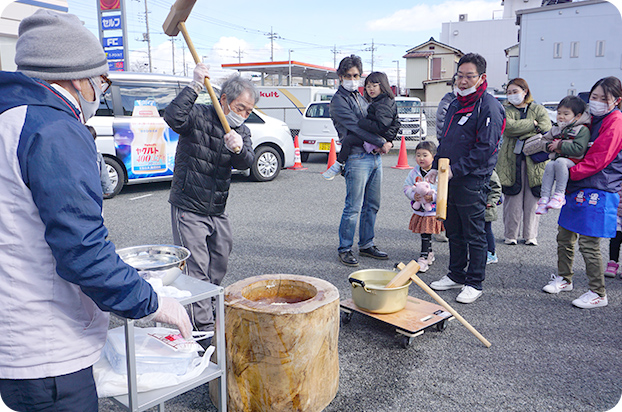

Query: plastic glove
[193,63,210,84]
[224,130,243,153]
[153,296,192,339]
[425,169,438,184]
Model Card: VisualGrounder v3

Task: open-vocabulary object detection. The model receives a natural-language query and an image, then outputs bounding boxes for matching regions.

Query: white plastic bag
[94,343,214,398]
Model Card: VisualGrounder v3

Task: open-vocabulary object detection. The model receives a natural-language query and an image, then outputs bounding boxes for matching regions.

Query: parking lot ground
[99,151,622,412]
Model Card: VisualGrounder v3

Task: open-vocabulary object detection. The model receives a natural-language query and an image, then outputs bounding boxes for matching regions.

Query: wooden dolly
[340,297,454,348]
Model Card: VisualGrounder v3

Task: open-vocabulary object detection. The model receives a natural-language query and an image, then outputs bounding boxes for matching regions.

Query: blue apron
[558,188,619,238]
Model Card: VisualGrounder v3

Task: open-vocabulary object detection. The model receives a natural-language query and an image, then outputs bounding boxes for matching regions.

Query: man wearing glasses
[427,53,505,304]
[0,10,191,411]
[330,55,393,267]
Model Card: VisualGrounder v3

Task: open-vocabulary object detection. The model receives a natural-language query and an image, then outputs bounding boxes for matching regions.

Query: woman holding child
[543,76,622,308]
[496,78,552,246]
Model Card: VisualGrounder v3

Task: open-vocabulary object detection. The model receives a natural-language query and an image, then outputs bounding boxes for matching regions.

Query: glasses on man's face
[343,73,361,80]
[455,74,480,81]
[100,74,112,93]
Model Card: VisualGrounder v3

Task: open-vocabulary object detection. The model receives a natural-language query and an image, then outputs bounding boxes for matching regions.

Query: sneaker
[547,194,566,209]
[433,232,449,242]
[542,274,573,294]
[417,257,429,273]
[604,260,619,278]
[535,197,549,215]
[430,274,463,291]
[525,238,538,246]
[504,238,518,245]
[322,162,343,180]
[486,251,498,264]
[572,290,608,309]
[456,285,483,304]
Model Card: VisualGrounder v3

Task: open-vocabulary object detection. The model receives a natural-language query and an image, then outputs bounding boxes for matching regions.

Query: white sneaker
[430,274,463,291]
[322,162,343,180]
[542,274,573,294]
[525,238,538,246]
[456,285,483,304]
[504,238,517,245]
[426,251,435,265]
[572,290,608,309]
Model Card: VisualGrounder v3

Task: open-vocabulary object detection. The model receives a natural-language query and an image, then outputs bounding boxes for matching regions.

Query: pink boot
[535,197,549,215]
[604,261,619,278]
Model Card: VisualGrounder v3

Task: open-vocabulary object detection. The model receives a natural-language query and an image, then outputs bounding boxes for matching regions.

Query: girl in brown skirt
[403,141,445,272]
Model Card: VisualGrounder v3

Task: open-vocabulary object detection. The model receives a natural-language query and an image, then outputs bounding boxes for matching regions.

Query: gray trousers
[171,205,232,332]
[503,159,540,241]
[541,157,575,199]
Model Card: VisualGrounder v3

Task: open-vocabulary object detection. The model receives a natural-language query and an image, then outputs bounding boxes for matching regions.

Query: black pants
[610,230,622,262]
[445,177,488,290]
[485,221,495,254]
[337,135,364,163]
[0,366,98,412]
[420,233,432,258]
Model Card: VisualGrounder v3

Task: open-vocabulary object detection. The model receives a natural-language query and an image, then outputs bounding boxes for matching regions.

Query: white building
[439,0,542,91]
[516,0,622,102]
[0,0,69,71]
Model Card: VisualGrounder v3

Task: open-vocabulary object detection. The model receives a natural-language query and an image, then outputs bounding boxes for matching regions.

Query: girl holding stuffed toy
[403,141,444,271]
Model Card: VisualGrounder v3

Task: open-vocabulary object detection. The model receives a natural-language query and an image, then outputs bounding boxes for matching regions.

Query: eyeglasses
[455,73,481,81]
[100,74,112,93]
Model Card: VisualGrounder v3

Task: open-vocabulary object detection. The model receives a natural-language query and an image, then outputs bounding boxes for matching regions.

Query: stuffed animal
[411,181,435,212]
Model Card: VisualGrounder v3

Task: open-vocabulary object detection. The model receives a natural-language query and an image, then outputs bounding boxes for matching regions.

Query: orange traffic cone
[288,135,307,170]
[324,139,337,172]
[392,136,413,170]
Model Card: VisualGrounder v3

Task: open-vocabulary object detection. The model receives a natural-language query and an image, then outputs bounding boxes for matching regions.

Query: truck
[253,86,335,138]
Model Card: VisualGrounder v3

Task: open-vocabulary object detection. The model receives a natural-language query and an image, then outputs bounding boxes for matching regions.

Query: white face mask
[507,93,524,106]
[77,77,102,122]
[225,104,246,128]
[342,79,360,92]
[456,84,477,97]
[589,100,611,117]
[557,121,571,129]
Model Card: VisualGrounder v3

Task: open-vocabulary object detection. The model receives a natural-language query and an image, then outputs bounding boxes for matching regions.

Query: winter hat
[15,10,108,81]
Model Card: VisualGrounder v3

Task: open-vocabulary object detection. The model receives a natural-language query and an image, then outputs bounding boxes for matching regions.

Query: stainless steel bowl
[116,245,191,271]
[348,269,411,314]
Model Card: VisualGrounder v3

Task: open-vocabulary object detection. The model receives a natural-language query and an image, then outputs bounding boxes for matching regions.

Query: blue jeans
[446,176,488,290]
[338,152,382,252]
[0,366,98,412]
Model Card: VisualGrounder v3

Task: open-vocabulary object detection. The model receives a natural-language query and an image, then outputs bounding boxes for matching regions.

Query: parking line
[130,194,153,201]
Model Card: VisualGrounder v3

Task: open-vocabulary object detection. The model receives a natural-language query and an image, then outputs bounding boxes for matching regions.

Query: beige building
[403,37,462,102]
[0,0,68,71]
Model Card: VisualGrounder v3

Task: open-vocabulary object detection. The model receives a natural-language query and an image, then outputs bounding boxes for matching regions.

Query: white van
[395,97,427,140]
[254,86,335,137]
[88,72,295,198]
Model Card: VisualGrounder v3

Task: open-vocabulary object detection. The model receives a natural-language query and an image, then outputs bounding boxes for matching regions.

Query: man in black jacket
[164,63,255,340]
[427,53,505,304]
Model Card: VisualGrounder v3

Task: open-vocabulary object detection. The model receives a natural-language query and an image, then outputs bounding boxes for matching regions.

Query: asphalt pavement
[98,150,622,412]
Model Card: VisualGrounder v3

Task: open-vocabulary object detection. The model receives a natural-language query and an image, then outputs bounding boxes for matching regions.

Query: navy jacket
[434,92,505,180]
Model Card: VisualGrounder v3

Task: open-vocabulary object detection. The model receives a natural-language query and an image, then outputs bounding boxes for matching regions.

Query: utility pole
[143,0,152,72]
[371,39,375,72]
[234,46,244,64]
[170,37,175,75]
[393,59,400,95]
[181,41,186,76]
[332,44,338,68]
[266,26,278,62]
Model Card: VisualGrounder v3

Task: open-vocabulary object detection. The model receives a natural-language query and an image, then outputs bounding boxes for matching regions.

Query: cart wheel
[436,320,447,332]
[341,311,352,325]
[401,336,413,349]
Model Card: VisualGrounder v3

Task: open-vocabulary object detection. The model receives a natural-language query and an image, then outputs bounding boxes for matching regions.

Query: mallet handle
[409,273,491,348]
[178,22,231,135]
[436,158,450,221]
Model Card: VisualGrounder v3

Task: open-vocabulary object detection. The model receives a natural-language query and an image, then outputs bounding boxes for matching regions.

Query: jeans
[446,176,488,290]
[541,157,575,198]
[338,152,382,252]
[0,367,98,412]
[485,221,495,254]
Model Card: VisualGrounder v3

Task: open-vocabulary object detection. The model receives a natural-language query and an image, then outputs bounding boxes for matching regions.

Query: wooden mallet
[436,158,450,221]
[163,0,239,152]
[391,262,491,348]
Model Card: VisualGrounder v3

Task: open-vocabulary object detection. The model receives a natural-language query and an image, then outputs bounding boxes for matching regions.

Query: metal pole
[288,49,292,86]
[143,0,152,72]
[171,38,175,75]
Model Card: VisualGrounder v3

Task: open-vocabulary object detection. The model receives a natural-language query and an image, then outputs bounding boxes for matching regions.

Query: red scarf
[456,79,488,109]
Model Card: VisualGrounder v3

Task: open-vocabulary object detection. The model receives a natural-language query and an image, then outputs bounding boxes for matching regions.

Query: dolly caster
[401,336,414,348]
[341,311,352,325]
[436,320,447,332]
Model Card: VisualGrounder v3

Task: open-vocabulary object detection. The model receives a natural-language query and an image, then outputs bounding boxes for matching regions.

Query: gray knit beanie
[15,10,108,80]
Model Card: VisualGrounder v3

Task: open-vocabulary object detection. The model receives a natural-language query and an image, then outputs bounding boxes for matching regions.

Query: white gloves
[152,296,192,339]
[425,166,453,184]
[193,63,210,84]
[224,130,243,153]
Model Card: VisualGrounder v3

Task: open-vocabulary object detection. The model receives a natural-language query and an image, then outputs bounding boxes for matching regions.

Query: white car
[296,101,341,161]
[395,97,427,140]
[542,101,559,125]
[88,72,294,197]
